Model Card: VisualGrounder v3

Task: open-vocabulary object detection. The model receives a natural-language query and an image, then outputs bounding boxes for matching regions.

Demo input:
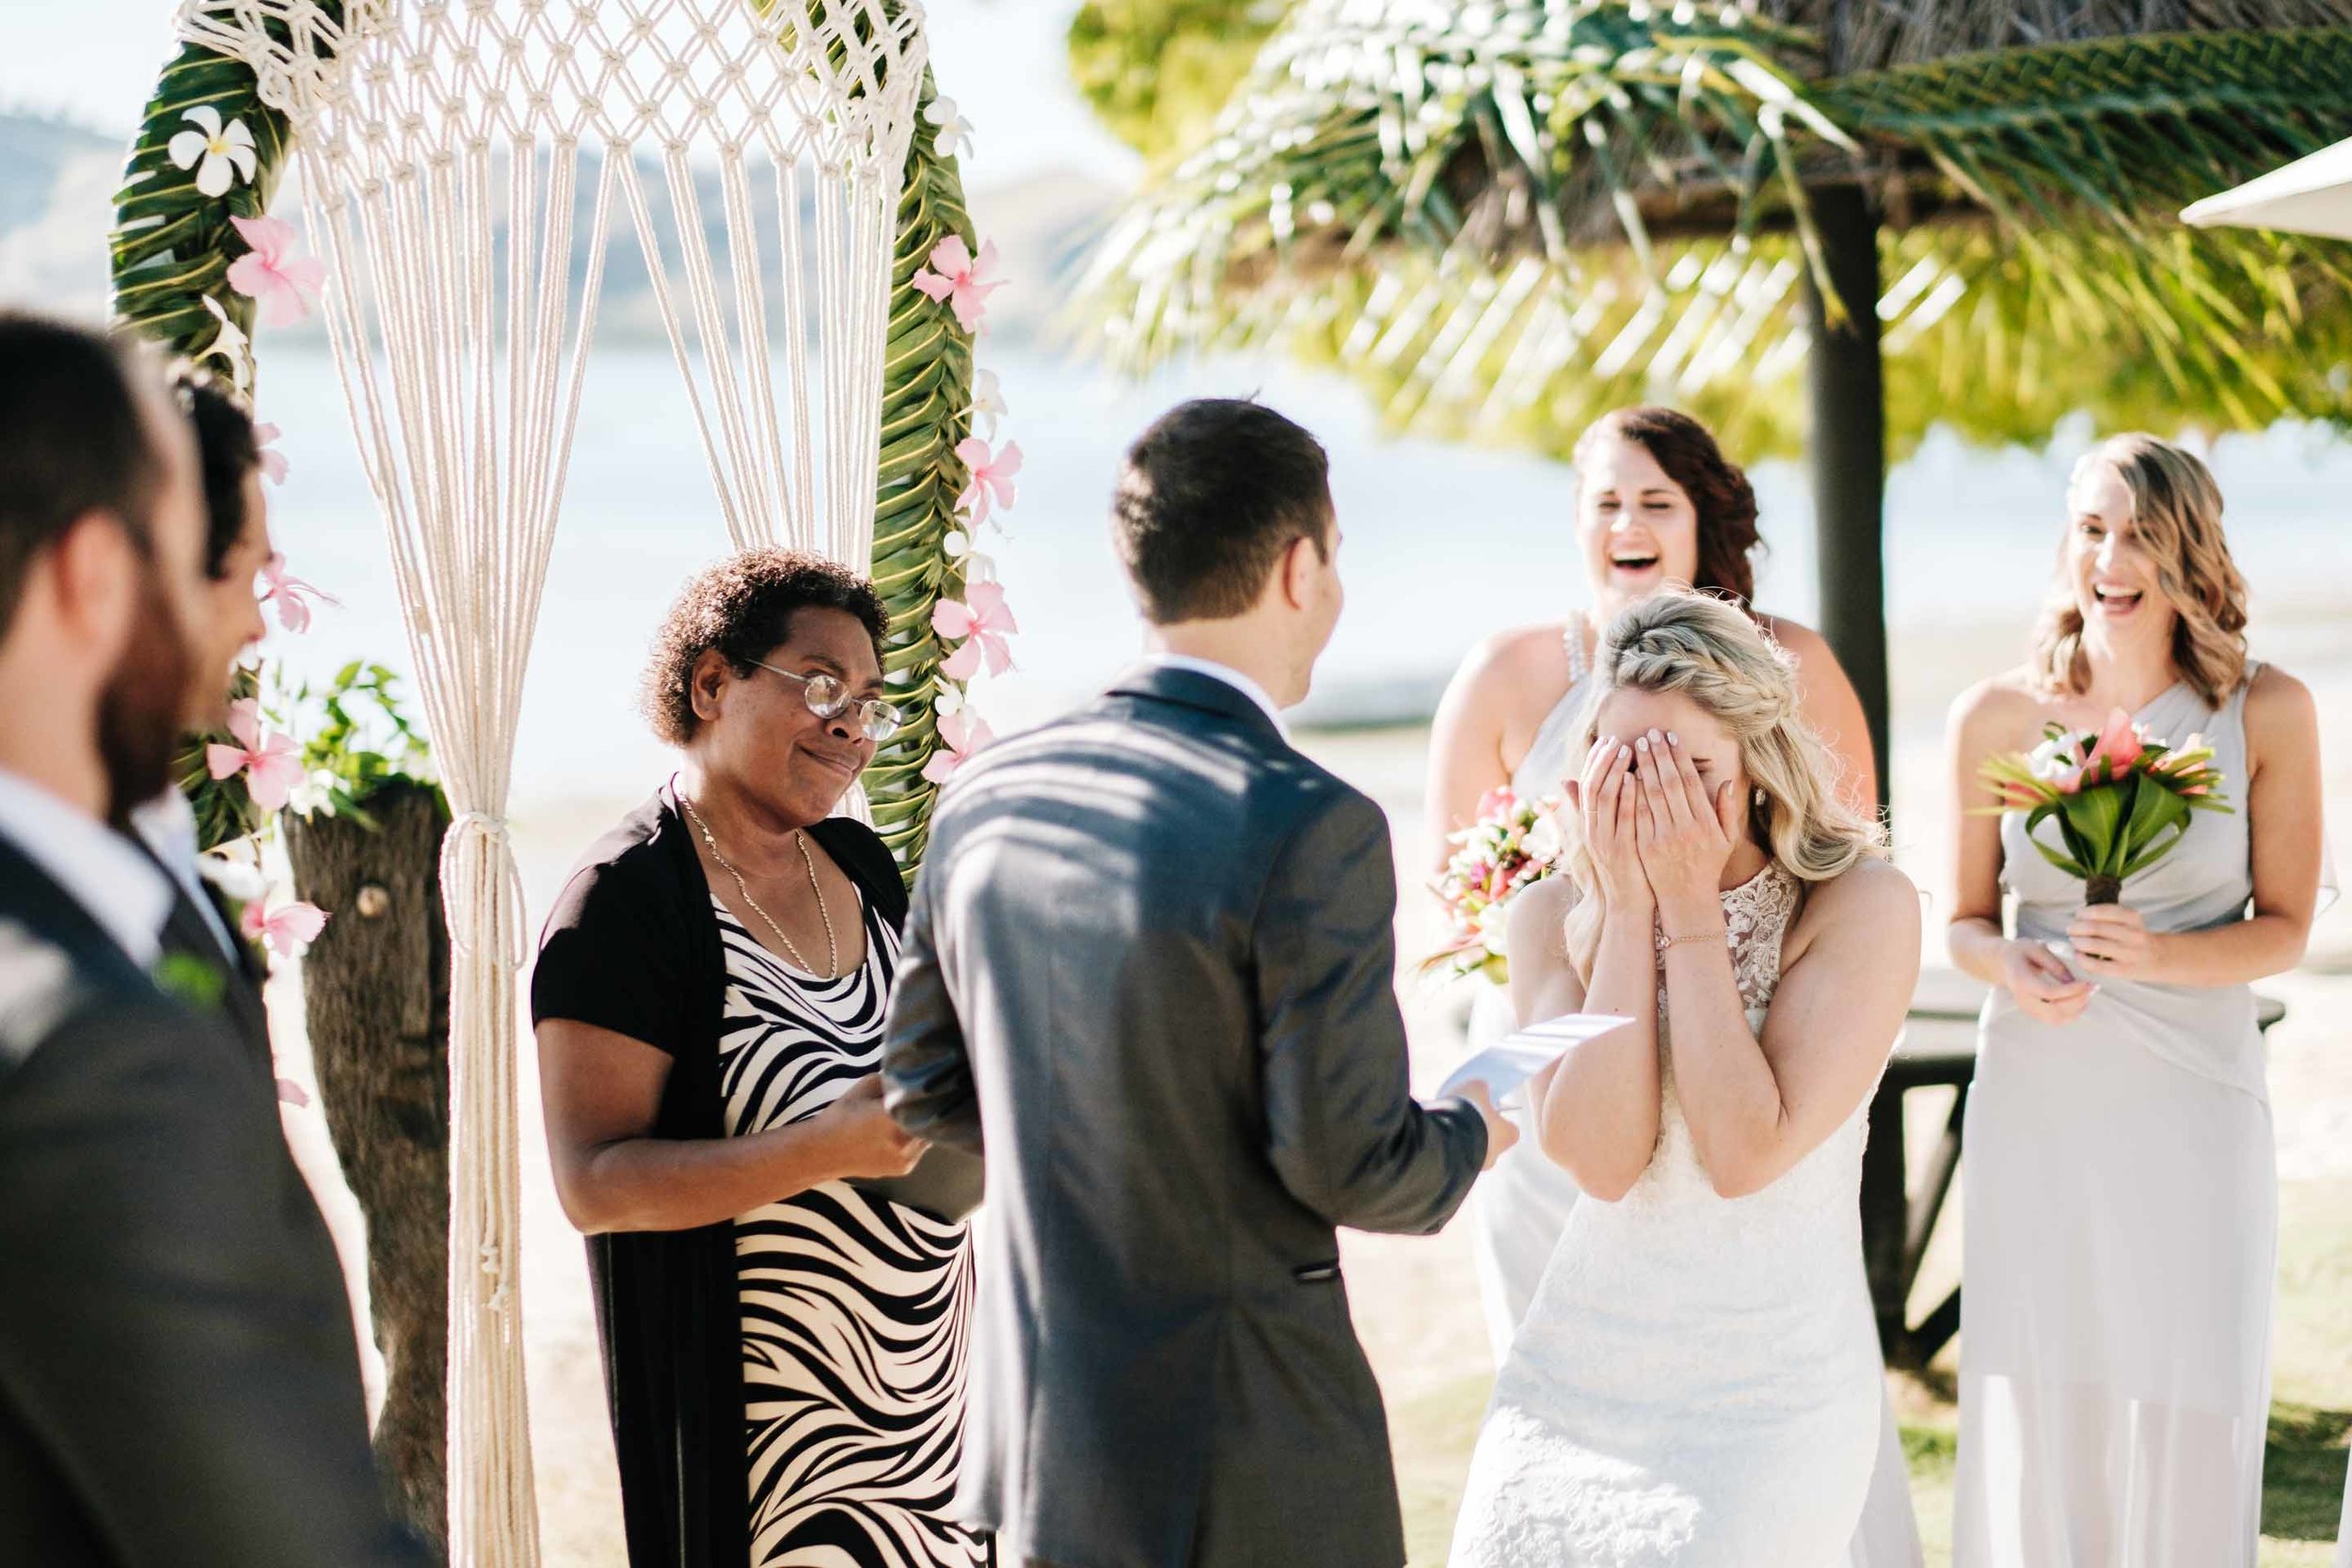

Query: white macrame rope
[174,1,926,1560]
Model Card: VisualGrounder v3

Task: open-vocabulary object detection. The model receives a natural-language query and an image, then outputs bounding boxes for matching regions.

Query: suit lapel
[130,837,275,1077]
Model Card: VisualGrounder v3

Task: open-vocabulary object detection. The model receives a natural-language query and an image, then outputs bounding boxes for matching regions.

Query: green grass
[1391,1174,2352,1566]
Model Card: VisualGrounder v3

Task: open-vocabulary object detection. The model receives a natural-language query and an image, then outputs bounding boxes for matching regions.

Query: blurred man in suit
[128,375,278,1073]
[0,312,424,1566]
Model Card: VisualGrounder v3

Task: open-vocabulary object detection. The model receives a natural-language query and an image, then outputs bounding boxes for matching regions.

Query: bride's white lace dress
[1451,865,1883,1567]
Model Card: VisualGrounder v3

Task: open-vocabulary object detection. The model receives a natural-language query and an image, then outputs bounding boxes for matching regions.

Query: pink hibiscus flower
[205,698,306,813]
[922,708,997,785]
[932,580,1019,681]
[910,236,1003,333]
[226,215,326,329]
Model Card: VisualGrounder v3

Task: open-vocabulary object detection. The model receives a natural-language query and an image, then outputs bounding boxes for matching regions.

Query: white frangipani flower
[197,846,268,903]
[167,106,259,198]
[199,294,251,392]
[961,550,999,583]
[285,768,341,818]
[969,368,1008,439]
[943,528,972,562]
[934,685,964,718]
[925,95,977,158]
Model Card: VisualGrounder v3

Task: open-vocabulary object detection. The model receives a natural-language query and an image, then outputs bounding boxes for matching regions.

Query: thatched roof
[1766,0,2352,71]
[1076,0,2352,456]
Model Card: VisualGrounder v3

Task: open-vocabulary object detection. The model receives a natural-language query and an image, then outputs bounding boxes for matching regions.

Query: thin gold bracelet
[1660,930,1725,949]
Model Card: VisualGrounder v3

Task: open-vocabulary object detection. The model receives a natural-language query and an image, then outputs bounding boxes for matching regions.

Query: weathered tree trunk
[286,781,453,1562]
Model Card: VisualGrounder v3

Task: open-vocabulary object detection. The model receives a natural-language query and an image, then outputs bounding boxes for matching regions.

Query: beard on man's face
[97,565,194,828]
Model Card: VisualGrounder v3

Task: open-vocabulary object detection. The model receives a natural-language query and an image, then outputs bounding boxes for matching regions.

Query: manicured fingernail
[1618,745,1631,761]
[1636,736,1650,751]
[1667,731,1679,746]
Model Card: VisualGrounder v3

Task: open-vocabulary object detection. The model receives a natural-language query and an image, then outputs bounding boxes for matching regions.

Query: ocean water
[243,343,2352,809]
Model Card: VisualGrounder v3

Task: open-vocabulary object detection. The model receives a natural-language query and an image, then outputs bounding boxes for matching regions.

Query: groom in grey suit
[882,398,1509,1568]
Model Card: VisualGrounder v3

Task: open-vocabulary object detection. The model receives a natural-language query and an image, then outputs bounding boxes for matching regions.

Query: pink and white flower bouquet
[1976,708,2232,907]
[1422,787,1566,984]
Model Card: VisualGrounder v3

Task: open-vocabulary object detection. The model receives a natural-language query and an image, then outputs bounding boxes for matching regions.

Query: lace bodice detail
[1626,862,1868,1223]
[1655,861,1800,1018]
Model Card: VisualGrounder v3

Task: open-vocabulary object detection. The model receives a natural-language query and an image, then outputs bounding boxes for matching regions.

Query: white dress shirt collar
[1146,653,1291,739]
[0,768,173,967]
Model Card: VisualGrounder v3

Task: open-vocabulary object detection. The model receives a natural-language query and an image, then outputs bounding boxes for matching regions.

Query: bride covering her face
[1450,589,1920,1568]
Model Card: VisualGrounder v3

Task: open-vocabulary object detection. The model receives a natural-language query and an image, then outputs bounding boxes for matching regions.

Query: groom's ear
[1273,532,1316,610]
[1275,520,1335,610]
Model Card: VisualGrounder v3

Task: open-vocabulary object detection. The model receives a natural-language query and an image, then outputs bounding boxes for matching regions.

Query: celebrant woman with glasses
[1944,436,2326,1567]
[533,548,985,1568]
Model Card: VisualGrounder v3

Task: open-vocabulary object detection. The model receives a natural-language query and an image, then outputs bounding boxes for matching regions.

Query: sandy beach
[269,603,2352,1566]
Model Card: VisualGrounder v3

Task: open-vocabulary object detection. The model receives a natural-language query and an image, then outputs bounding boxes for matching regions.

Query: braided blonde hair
[1562,590,1883,974]
[2034,435,2249,708]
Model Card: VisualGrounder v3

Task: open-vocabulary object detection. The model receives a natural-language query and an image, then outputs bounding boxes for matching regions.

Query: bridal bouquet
[1422,787,1565,984]
[1976,709,2232,906]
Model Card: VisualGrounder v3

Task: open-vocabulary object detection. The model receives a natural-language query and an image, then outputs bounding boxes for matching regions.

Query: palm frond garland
[1083,1,2352,455]
[862,70,978,878]
[109,18,326,389]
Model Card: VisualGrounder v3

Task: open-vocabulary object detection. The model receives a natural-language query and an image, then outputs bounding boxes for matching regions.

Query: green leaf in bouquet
[2058,780,2128,878]
[2116,772,2192,867]
[2021,803,2091,880]
[2119,820,2191,880]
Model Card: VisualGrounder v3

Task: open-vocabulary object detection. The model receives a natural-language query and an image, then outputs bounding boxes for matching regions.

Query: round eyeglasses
[747,659,903,744]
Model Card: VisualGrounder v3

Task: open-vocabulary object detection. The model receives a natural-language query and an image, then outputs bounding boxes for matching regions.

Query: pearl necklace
[681,797,839,981]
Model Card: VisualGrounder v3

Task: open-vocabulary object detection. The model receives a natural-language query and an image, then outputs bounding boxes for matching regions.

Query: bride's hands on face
[1632,729,1740,922]
[1565,735,1651,913]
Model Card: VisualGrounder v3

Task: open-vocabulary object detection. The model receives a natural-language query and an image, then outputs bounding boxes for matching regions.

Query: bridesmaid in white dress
[1427,406,1918,1565]
[1452,591,1920,1568]
[1946,435,2326,1567]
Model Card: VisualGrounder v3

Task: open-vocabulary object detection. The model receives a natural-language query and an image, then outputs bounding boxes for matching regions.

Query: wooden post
[285,781,453,1562]
[1805,179,1909,1358]
[1804,180,1891,818]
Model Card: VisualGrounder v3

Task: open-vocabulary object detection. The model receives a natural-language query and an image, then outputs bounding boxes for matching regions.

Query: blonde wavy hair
[1562,591,1883,974]
[2034,434,2249,707]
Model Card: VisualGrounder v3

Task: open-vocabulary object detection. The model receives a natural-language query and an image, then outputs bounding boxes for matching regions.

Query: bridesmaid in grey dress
[1946,436,2327,1567]
[1426,406,1915,1565]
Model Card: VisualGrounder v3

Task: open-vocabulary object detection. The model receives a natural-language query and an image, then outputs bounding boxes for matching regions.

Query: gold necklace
[681,797,839,980]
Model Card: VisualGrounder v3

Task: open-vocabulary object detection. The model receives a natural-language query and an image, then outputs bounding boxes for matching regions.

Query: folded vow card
[1438,1013,1638,1104]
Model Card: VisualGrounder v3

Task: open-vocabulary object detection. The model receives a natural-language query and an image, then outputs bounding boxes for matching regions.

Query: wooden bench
[1863,970,2286,1369]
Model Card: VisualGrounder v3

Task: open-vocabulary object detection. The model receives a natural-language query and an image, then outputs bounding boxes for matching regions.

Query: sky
[0,0,1142,188]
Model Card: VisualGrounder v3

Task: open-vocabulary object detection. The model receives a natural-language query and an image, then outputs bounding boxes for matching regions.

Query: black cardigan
[530,784,907,1568]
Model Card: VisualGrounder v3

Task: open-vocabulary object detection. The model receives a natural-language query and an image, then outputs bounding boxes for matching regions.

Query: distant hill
[0,108,1119,350]
[0,114,124,324]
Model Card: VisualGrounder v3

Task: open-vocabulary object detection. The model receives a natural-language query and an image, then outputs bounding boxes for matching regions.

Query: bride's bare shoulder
[1795,857,1921,957]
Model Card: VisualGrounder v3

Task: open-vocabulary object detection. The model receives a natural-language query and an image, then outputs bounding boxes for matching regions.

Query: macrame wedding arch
[141,3,947,1561]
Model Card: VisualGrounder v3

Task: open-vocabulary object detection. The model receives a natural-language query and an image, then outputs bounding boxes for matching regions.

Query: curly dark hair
[641,547,888,747]
[179,375,262,580]
[1574,406,1763,609]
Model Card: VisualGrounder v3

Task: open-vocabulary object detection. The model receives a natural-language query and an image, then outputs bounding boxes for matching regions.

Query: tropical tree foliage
[1075,0,2352,460]
[1067,0,1280,160]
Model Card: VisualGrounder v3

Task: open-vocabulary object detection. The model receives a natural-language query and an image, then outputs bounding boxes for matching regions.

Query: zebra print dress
[713,892,985,1568]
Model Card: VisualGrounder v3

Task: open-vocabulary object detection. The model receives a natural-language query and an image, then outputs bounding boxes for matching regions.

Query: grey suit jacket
[882,663,1488,1568]
[0,836,425,1567]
